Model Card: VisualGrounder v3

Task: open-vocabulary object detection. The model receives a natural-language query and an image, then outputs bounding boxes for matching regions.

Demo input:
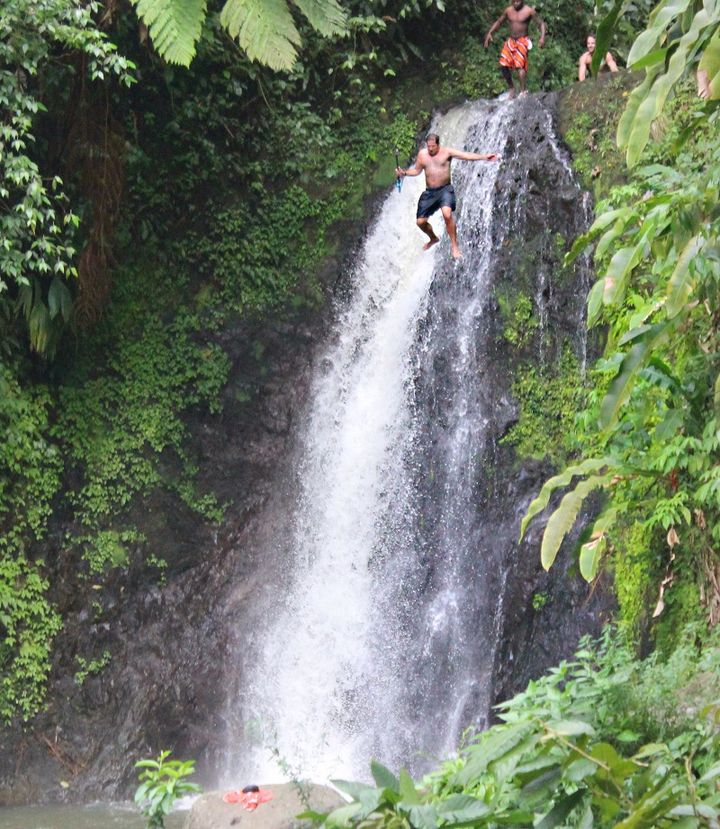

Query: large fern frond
[293,0,346,36]
[220,0,302,71]
[132,0,207,66]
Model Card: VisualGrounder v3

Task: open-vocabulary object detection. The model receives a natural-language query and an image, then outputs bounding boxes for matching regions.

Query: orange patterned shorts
[499,37,530,71]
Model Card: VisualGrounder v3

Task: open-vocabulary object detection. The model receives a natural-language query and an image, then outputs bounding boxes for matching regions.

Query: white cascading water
[224,100,513,783]
[223,95,590,784]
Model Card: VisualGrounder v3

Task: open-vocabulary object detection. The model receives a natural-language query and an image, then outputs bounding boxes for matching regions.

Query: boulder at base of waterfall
[185,783,345,829]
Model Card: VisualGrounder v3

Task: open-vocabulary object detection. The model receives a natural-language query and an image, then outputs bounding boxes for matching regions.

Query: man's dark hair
[426,133,440,145]
[242,785,260,793]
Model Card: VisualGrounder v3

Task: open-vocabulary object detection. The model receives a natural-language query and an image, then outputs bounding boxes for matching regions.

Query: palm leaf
[698,27,720,98]
[599,320,673,428]
[617,67,661,151]
[131,0,207,66]
[520,457,613,540]
[602,240,646,308]
[565,207,633,266]
[541,474,613,571]
[666,234,703,318]
[579,507,617,581]
[624,7,716,165]
[293,0,346,36]
[220,0,302,70]
[626,0,694,66]
[592,0,625,77]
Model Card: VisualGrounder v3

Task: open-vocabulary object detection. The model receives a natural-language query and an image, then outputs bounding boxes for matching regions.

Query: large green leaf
[370,760,399,792]
[541,474,613,570]
[131,0,207,66]
[592,0,625,77]
[220,0,302,71]
[617,67,661,152]
[545,719,596,737]
[666,234,704,318]
[536,791,585,829]
[520,457,613,540]
[398,769,421,805]
[586,278,605,327]
[293,0,346,36]
[330,779,377,800]
[325,802,363,828]
[565,208,633,265]
[625,7,716,165]
[454,723,535,787]
[579,507,616,581]
[627,0,694,65]
[437,794,492,823]
[599,321,673,427]
[408,804,439,829]
[698,27,720,98]
[602,241,646,308]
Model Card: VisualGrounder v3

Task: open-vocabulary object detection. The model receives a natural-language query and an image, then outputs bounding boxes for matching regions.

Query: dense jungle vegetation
[1,0,720,817]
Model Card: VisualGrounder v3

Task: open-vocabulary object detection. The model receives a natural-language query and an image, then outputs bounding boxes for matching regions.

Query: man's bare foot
[451,246,462,260]
[508,88,516,99]
[423,237,440,251]
[519,90,528,97]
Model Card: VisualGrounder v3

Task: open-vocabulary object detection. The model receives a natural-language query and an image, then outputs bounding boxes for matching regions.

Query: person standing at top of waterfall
[483,0,546,98]
[395,134,499,260]
[578,34,618,81]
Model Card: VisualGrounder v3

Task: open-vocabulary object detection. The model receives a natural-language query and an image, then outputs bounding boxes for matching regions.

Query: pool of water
[0,804,187,829]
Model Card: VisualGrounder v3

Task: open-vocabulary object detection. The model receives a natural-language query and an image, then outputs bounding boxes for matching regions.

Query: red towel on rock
[223,788,274,809]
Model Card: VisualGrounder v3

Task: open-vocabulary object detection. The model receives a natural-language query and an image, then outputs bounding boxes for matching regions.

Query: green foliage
[559,75,630,196]
[54,308,229,567]
[611,521,658,636]
[74,649,111,686]
[498,291,538,349]
[0,0,134,356]
[0,365,63,723]
[532,590,549,610]
[312,630,720,829]
[0,554,62,723]
[526,77,720,647]
[132,0,347,70]
[134,750,201,828]
[594,0,720,165]
[130,0,450,73]
[502,347,587,463]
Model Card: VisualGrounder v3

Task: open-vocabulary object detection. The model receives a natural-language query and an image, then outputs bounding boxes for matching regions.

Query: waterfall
[223,95,592,785]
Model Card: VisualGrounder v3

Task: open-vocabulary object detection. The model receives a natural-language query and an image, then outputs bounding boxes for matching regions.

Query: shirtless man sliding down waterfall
[395,133,499,260]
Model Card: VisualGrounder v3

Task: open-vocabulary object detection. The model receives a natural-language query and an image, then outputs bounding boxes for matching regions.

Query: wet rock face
[0,94,612,804]
[0,310,327,806]
[403,92,613,740]
[481,95,615,703]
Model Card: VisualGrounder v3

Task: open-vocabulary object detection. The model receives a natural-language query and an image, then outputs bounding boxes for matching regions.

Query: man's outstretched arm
[449,149,500,161]
[396,158,424,177]
[605,51,618,71]
[533,10,546,46]
[484,12,507,47]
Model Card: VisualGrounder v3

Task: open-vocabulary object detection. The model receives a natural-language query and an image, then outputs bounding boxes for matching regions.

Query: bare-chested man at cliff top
[395,133,499,260]
[484,0,546,97]
[578,34,618,81]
